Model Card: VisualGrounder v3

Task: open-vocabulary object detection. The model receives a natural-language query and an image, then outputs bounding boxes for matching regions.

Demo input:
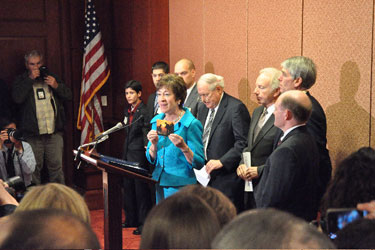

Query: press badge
[36,88,46,100]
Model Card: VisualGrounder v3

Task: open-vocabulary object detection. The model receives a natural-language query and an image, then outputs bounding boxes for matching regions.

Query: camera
[325,208,368,239]
[1,128,23,144]
[37,65,49,80]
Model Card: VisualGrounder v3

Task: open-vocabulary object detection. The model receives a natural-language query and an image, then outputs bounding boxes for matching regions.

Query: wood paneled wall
[170,0,375,168]
[0,0,169,188]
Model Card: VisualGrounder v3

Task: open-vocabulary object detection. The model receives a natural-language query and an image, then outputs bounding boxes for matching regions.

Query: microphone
[78,135,109,150]
[95,114,144,140]
[95,122,125,140]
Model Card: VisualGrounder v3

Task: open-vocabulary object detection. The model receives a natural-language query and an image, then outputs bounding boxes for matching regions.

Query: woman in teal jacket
[146,74,204,203]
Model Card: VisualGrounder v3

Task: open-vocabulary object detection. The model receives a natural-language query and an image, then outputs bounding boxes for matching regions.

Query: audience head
[16,183,91,224]
[279,56,316,92]
[254,67,281,107]
[0,209,100,249]
[321,147,375,217]
[156,74,187,109]
[174,58,196,89]
[197,73,225,109]
[140,192,221,249]
[24,50,43,72]
[151,61,169,86]
[274,90,312,131]
[333,218,375,248]
[179,184,237,227]
[211,208,335,249]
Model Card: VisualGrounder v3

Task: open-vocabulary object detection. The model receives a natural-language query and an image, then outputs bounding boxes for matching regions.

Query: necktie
[253,108,268,142]
[6,147,15,178]
[202,109,216,154]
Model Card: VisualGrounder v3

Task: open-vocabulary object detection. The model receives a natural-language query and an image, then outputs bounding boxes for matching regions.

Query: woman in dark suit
[122,80,152,235]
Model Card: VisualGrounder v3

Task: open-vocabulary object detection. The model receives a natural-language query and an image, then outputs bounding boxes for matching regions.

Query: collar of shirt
[280,124,305,141]
[264,103,275,122]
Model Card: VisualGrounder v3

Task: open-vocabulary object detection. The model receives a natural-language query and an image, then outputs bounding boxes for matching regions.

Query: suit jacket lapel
[249,107,262,146]
[251,114,275,150]
[184,84,197,107]
[207,93,228,147]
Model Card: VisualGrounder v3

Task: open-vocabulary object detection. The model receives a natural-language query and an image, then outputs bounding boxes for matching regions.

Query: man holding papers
[236,68,281,210]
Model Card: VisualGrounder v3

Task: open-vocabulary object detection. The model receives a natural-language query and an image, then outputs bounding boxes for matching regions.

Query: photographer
[12,50,72,184]
[0,117,35,188]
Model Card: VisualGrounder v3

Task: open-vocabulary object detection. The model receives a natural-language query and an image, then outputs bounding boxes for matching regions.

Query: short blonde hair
[16,183,91,224]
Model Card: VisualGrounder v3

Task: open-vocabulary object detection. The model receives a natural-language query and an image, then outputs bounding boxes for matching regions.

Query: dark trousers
[123,177,152,226]
[244,191,256,210]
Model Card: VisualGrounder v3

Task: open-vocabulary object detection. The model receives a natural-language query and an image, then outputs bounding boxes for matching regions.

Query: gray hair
[24,50,43,64]
[198,73,224,91]
[281,56,316,89]
[259,67,281,90]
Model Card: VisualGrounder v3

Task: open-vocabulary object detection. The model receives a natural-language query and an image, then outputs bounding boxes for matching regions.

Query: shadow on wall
[203,61,258,113]
[326,61,373,168]
[205,62,215,74]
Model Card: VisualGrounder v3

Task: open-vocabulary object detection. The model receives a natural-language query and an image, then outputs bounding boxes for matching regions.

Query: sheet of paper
[194,165,210,187]
[243,152,253,192]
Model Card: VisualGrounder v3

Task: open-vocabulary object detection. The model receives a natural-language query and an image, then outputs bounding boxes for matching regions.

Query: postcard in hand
[157,119,174,136]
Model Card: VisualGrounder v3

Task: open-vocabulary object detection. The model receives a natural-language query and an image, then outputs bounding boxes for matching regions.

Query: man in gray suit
[236,68,281,210]
[174,58,200,116]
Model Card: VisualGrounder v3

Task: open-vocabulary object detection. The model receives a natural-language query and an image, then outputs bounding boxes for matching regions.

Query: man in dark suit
[147,61,169,119]
[277,56,331,204]
[197,73,250,211]
[236,68,281,210]
[243,90,319,221]
[174,58,200,116]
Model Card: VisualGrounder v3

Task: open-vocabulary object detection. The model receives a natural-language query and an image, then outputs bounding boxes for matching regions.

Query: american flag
[77,0,110,145]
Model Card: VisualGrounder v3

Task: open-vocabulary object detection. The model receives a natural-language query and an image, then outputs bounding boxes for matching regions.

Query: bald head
[274,90,312,130]
[174,58,196,89]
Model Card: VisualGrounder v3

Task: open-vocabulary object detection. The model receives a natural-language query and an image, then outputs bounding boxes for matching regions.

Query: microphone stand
[75,135,109,169]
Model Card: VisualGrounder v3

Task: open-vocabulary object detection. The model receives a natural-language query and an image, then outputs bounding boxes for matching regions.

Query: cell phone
[325,208,368,239]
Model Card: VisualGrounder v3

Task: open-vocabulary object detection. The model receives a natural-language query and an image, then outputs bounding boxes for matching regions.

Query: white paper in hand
[193,165,210,187]
[243,152,253,192]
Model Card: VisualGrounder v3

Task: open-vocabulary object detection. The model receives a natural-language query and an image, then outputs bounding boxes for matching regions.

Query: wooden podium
[73,150,156,249]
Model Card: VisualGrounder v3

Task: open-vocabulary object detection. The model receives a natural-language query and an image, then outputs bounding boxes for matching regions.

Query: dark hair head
[124,80,142,93]
[281,56,317,89]
[320,147,375,217]
[151,61,169,74]
[140,192,221,249]
[212,208,335,249]
[0,117,15,129]
[179,184,237,227]
[281,93,312,123]
[0,209,100,249]
[333,218,375,248]
[156,74,187,109]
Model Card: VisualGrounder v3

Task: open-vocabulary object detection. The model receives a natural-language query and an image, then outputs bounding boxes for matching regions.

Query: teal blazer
[146,108,204,187]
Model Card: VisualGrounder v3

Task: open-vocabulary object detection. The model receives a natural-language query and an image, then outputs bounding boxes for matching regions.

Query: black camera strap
[2,145,15,178]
